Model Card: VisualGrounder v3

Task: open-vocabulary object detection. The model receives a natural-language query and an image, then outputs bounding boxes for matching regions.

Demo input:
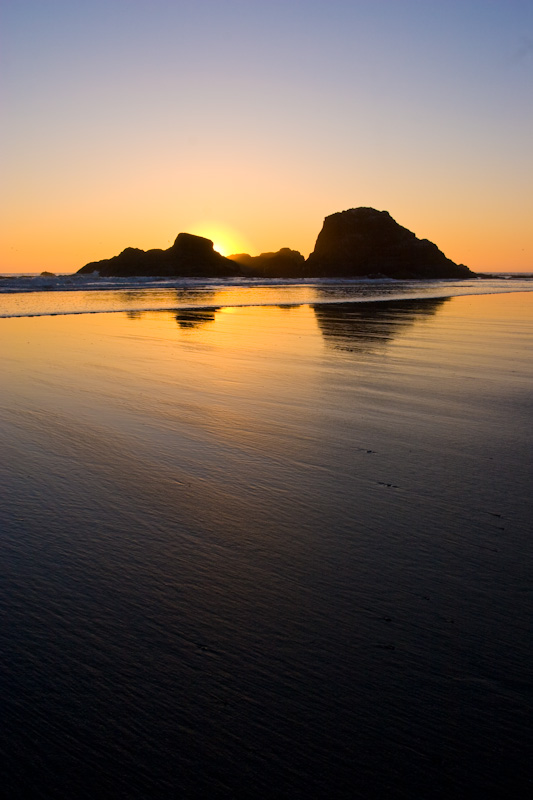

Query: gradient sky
[1,0,532,273]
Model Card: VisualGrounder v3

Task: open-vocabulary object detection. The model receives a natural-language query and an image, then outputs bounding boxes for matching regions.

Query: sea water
[0,273,532,318]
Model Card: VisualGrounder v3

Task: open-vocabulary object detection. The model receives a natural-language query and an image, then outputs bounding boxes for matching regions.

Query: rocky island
[77,208,474,279]
[229,248,306,278]
[77,232,241,278]
[305,208,472,279]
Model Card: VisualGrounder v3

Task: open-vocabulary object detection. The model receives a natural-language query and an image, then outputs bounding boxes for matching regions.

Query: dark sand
[1,292,532,798]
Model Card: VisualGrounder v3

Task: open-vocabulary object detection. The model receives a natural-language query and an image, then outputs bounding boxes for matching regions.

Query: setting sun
[213,241,228,256]
[190,222,249,259]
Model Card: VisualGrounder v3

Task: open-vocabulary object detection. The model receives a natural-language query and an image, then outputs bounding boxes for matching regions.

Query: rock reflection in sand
[174,308,219,329]
[313,297,449,353]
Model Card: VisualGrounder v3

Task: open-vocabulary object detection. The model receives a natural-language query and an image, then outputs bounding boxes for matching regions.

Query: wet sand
[1,292,532,797]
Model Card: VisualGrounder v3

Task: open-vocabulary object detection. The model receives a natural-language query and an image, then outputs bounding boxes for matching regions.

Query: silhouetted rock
[77,233,242,278]
[77,210,472,280]
[306,208,473,279]
[229,248,305,278]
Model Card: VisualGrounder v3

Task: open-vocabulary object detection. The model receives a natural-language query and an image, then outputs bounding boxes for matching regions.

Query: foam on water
[1,274,532,318]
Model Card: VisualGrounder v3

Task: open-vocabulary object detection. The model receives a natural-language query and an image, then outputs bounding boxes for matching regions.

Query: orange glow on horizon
[189,221,251,259]
[3,3,533,276]
[1,207,532,275]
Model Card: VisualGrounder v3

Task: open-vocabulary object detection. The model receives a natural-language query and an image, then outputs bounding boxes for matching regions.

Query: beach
[1,287,532,797]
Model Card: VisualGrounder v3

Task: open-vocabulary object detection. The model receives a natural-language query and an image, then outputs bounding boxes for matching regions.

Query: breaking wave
[0,273,532,319]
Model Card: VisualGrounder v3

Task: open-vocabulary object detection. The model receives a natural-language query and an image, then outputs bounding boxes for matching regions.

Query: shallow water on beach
[1,274,532,318]
[1,291,532,798]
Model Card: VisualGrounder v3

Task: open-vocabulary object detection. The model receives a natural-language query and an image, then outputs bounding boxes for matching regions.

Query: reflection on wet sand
[172,288,218,305]
[175,307,219,328]
[2,292,533,798]
[119,288,220,328]
[124,295,451,351]
[117,287,219,311]
[313,297,449,352]
[121,293,451,353]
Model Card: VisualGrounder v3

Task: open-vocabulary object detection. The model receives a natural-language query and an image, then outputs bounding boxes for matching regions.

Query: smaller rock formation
[77,233,242,278]
[229,248,305,278]
[306,208,472,279]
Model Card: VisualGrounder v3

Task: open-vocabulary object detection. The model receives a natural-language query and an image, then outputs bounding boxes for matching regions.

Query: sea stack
[229,248,306,278]
[77,233,241,278]
[305,208,473,279]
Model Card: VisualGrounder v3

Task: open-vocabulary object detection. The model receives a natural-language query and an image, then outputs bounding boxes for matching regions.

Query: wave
[1,275,532,319]
[0,273,430,294]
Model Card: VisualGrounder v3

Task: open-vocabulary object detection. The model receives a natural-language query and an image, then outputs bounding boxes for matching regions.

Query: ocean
[1,277,532,798]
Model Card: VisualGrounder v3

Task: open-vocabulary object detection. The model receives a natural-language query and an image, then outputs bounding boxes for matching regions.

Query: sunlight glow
[3,2,533,273]
[190,222,250,259]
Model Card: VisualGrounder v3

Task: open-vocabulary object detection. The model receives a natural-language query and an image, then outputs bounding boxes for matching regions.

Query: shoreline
[1,276,533,320]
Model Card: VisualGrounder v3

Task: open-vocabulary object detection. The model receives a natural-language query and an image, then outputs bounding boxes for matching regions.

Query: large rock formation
[229,248,306,278]
[76,210,472,280]
[306,208,472,279]
[77,233,241,278]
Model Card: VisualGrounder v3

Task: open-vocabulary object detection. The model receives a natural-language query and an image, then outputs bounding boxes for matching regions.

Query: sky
[1,0,532,273]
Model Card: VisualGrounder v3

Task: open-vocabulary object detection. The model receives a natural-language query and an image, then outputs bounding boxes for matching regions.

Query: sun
[190,221,249,258]
[212,241,228,256]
